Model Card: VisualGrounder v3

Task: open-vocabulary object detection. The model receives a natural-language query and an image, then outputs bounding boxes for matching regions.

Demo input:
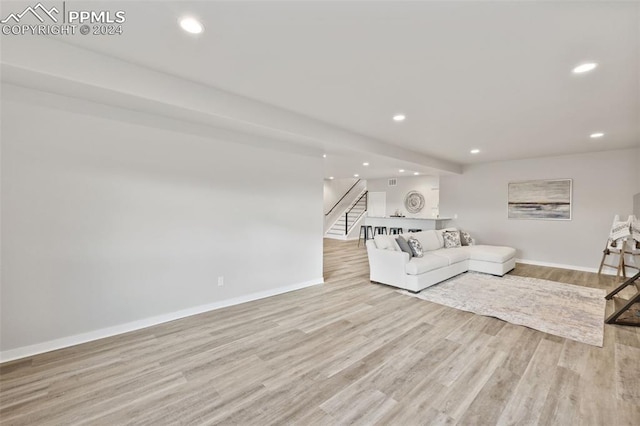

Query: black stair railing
[344,191,368,235]
[325,179,361,216]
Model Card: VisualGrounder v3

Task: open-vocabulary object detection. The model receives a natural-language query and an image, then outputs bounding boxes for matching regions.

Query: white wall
[637,147,640,191]
[1,93,324,358]
[367,175,440,218]
[635,147,640,216]
[440,149,637,271]
[323,178,358,213]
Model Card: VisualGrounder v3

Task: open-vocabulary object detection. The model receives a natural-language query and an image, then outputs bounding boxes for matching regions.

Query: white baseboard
[516,258,599,273]
[0,278,324,363]
[516,258,634,276]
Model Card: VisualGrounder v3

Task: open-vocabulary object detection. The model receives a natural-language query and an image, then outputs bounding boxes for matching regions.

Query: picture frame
[508,179,572,220]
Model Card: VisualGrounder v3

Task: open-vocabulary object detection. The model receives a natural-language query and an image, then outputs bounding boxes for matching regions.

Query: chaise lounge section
[366,229,516,292]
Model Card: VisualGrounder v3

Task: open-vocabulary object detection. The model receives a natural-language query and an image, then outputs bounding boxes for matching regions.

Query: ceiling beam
[1,36,462,174]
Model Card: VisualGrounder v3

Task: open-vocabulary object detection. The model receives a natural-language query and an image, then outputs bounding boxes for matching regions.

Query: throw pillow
[443,230,462,248]
[435,227,458,248]
[460,231,473,246]
[396,236,414,258]
[407,237,424,258]
[610,218,631,247]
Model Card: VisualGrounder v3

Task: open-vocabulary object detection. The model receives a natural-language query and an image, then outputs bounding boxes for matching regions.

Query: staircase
[325,191,368,239]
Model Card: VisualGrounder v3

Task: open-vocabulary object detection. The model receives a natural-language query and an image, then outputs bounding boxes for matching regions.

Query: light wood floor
[1,239,639,425]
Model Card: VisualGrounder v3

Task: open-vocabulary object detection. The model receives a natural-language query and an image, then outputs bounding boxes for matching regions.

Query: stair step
[326,189,367,236]
[324,234,347,240]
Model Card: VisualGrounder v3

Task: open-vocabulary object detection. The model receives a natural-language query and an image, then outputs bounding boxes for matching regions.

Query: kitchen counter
[364,216,452,231]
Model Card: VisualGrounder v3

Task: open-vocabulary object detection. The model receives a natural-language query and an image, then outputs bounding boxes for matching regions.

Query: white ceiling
[322,148,457,181]
[3,1,640,179]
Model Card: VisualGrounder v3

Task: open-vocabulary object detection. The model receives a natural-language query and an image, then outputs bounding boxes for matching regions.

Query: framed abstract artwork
[508,179,572,220]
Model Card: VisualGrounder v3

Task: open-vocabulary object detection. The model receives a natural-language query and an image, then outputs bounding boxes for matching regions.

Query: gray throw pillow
[396,236,413,258]
[407,237,424,258]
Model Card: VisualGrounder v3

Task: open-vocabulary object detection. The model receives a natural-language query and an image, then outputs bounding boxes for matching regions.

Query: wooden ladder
[598,239,640,279]
[605,271,640,326]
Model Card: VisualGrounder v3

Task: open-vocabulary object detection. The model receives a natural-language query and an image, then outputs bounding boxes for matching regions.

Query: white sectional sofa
[366,229,516,292]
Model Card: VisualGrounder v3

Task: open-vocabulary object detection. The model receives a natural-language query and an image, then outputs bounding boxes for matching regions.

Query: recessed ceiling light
[590,132,605,138]
[414,172,419,176]
[354,174,359,177]
[393,114,406,122]
[572,62,598,74]
[180,17,204,34]
[399,169,405,173]
[329,176,334,180]
[362,162,369,166]
[322,154,327,158]
[470,149,480,154]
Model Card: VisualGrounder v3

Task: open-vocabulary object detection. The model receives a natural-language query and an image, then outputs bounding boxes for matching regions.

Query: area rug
[399,272,606,347]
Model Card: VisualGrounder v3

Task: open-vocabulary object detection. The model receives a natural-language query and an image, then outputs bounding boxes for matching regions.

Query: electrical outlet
[217,276,224,286]
[454,214,458,219]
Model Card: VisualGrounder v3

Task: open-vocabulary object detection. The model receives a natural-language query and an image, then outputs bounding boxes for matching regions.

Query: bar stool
[374,226,387,235]
[358,225,374,247]
[407,229,422,233]
[389,227,403,235]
